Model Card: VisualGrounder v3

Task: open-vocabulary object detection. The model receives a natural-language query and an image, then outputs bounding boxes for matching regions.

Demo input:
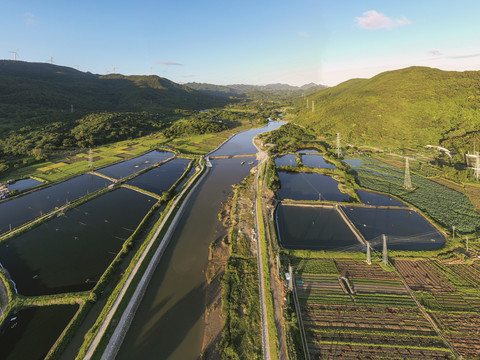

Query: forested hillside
[0,60,229,172]
[294,66,480,154]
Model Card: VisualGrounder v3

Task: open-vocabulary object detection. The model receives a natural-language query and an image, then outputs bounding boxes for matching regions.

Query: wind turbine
[9,49,19,61]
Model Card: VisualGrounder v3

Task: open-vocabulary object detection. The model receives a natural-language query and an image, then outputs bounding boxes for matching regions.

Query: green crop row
[353,156,480,233]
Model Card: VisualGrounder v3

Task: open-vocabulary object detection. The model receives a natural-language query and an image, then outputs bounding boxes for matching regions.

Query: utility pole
[382,234,388,265]
[466,236,469,252]
[312,100,315,112]
[306,98,309,108]
[288,264,293,291]
[404,157,412,190]
[50,56,53,64]
[88,148,93,169]
[367,243,372,265]
[336,133,342,157]
[452,225,456,240]
[71,104,74,113]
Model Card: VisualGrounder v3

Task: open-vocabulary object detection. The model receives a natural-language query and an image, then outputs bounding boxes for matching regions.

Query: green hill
[295,66,480,153]
[0,60,226,131]
[0,60,230,172]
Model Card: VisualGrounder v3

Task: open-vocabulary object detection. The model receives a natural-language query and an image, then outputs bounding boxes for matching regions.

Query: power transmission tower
[404,157,412,190]
[336,133,342,157]
[382,234,388,265]
[306,98,309,108]
[474,152,480,180]
[367,244,371,264]
[9,49,18,61]
[312,100,315,112]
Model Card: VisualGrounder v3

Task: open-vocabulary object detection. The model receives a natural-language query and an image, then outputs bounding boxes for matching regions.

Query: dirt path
[201,237,230,359]
[0,275,9,316]
[255,158,271,360]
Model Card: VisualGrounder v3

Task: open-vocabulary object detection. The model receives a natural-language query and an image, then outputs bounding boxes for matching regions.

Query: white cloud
[355,10,411,30]
[156,61,184,66]
[24,12,37,26]
[429,49,442,56]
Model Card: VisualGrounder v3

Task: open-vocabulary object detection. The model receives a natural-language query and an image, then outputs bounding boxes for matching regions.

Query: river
[117,121,284,359]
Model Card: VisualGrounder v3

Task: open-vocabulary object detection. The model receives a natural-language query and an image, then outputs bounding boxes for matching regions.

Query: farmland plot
[293,259,453,359]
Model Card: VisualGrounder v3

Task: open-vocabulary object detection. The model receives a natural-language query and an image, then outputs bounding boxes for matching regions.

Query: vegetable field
[293,258,453,359]
[351,156,480,233]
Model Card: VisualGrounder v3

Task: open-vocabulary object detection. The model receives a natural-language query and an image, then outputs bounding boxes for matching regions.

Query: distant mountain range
[294,66,480,154]
[185,82,327,97]
[0,60,227,130]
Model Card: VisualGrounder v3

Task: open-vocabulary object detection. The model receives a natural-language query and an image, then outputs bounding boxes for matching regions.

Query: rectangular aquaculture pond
[126,158,192,196]
[0,304,78,360]
[342,206,445,250]
[0,187,155,295]
[276,204,361,250]
[96,150,174,179]
[277,171,350,202]
[357,189,407,207]
[0,174,111,235]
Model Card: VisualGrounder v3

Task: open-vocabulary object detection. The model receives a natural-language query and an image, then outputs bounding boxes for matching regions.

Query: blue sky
[2,0,480,86]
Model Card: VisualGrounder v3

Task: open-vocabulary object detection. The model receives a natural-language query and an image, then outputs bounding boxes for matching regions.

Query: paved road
[254,156,271,360]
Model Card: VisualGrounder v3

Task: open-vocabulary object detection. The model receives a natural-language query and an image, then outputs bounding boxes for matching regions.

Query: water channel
[117,121,283,360]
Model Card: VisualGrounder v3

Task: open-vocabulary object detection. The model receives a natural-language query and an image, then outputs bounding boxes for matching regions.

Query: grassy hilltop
[295,66,480,154]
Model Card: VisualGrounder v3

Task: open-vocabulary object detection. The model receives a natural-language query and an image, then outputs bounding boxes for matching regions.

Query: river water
[117,121,284,360]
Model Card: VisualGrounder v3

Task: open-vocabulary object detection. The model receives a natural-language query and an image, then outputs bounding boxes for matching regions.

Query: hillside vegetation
[295,66,480,154]
[0,61,230,173]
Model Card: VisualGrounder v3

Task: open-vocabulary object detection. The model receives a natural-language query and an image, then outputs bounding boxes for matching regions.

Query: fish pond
[126,158,192,196]
[274,154,297,167]
[343,206,445,250]
[0,174,111,235]
[276,204,360,250]
[96,150,174,179]
[277,171,350,202]
[301,154,336,169]
[0,305,78,360]
[357,189,407,207]
[0,187,154,295]
[7,178,43,192]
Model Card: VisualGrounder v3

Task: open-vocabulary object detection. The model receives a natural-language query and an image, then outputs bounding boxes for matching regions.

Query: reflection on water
[278,171,350,202]
[276,204,359,250]
[209,121,285,157]
[343,207,445,250]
